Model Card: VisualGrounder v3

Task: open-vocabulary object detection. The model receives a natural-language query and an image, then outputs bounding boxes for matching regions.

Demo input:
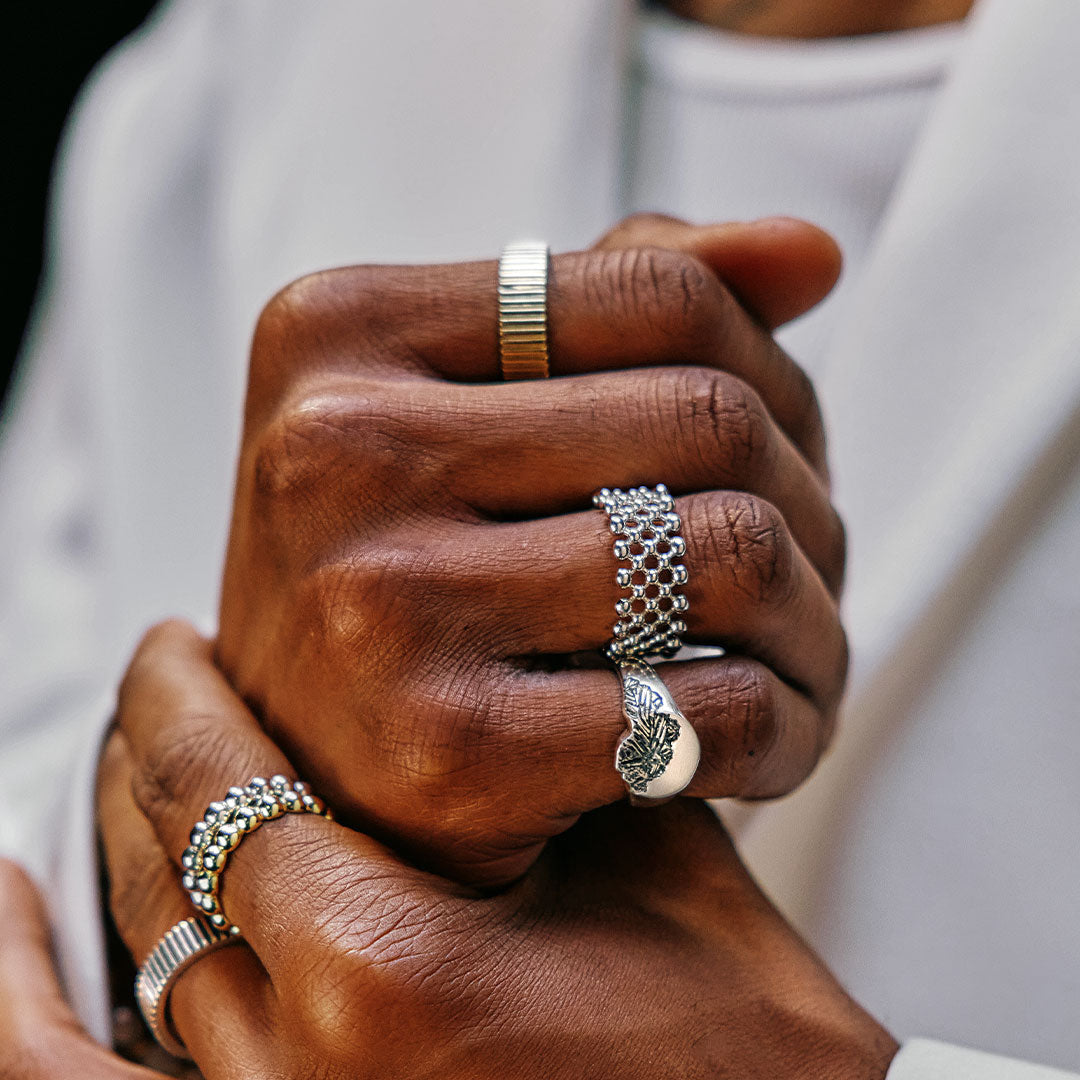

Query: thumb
[0,858,164,1077]
[594,212,843,330]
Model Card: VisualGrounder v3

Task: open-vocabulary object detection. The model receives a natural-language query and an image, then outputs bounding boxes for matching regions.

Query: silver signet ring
[614,656,700,802]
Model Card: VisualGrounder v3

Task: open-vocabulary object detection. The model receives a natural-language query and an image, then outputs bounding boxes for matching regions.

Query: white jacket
[1,0,1077,1074]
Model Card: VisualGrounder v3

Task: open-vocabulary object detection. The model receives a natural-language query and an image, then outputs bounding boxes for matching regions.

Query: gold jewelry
[498,241,550,380]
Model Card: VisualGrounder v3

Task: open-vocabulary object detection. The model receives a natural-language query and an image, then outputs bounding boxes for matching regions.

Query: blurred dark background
[2,2,158,414]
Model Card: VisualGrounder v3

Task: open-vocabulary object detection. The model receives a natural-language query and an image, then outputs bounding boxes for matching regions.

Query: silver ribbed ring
[134,915,237,1058]
[498,240,550,380]
[593,484,689,660]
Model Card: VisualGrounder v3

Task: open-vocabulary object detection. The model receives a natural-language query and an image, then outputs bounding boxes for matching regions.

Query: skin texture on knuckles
[93,626,899,1079]
[216,217,850,887]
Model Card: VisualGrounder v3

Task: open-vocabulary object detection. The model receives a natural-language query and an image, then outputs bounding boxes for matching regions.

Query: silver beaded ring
[181,774,332,932]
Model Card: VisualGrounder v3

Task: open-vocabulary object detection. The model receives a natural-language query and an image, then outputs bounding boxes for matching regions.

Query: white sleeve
[888,1041,1080,1079]
[0,213,121,1045]
[0,130,123,1038]
[0,329,116,1042]
[0,0,229,1044]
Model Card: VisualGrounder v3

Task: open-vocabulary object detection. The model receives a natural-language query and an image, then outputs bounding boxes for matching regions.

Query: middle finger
[441,369,844,595]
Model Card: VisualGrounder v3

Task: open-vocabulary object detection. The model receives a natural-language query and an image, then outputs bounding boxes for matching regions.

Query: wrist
[693,916,900,1080]
[758,985,899,1080]
[816,1018,899,1080]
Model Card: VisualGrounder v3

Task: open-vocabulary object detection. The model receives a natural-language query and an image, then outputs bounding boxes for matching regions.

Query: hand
[217,213,848,885]
[100,622,897,1080]
[0,858,188,1079]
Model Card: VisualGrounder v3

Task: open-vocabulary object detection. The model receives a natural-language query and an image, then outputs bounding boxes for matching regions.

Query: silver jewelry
[134,915,237,1058]
[594,484,699,801]
[593,484,689,660]
[181,774,332,932]
[614,656,701,801]
[498,240,550,380]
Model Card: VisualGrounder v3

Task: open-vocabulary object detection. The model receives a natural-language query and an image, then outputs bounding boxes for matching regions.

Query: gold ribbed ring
[498,240,550,380]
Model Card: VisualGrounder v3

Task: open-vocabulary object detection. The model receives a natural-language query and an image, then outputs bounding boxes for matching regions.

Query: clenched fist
[213,215,848,885]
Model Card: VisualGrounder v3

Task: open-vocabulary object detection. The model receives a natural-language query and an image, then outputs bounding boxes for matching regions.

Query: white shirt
[1,1,1077,1075]
[628,8,962,377]
[631,11,1080,1067]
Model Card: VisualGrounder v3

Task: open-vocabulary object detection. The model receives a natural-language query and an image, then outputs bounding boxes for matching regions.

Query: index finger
[96,732,277,1078]
[252,244,828,476]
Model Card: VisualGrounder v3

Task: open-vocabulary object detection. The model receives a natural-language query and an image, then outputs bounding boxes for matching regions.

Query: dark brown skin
[215,213,850,889]
[0,861,166,1080]
[80,622,897,1080]
[0,219,898,1077]
[665,0,975,38]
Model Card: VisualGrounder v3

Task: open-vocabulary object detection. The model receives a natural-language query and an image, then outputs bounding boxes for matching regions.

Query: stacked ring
[593,484,700,802]
[613,656,701,801]
[181,774,332,932]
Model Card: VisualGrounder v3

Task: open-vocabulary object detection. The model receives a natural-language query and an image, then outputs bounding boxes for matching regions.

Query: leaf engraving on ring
[616,673,682,796]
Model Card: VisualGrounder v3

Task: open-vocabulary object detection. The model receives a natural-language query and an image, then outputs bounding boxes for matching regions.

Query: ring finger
[398,491,846,711]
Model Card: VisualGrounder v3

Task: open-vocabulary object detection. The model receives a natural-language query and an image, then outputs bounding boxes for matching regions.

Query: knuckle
[135,616,196,653]
[130,715,230,830]
[251,270,339,359]
[615,210,670,232]
[289,958,377,1062]
[248,266,391,406]
[250,394,366,501]
[676,369,772,481]
[297,560,383,663]
[293,895,464,1064]
[594,211,682,247]
[678,661,779,794]
[589,246,717,342]
[249,390,436,513]
[385,668,511,807]
[725,661,780,762]
[690,493,795,606]
[121,619,196,686]
[297,548,424,664]
[711,662,780,791]
[117,620,203,728]
[723,494,793,605]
